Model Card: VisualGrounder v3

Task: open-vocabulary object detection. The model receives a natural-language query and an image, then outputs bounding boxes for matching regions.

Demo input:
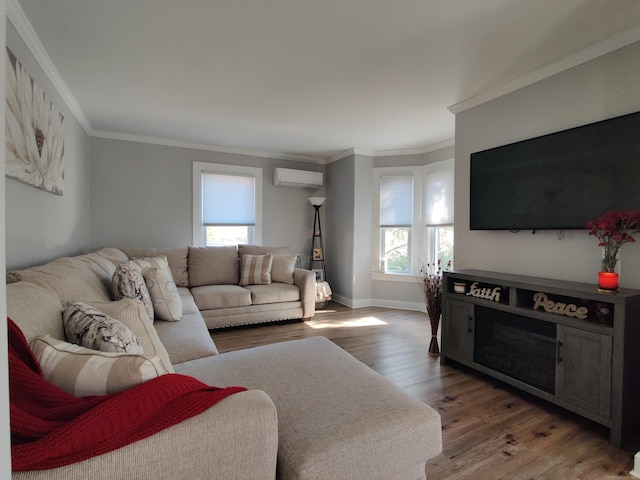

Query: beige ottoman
[178,336,442,480]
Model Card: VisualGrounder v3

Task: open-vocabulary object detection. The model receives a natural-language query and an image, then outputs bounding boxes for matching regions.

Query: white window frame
[424,159,455,268]
[192,162,263,247]
[371,159,454,282]
[371,166,423,280]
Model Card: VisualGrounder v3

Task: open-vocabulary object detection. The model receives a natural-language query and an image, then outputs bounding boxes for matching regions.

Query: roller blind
[424,169,454,226]
[380,176,413,227]
[202,173,255,225]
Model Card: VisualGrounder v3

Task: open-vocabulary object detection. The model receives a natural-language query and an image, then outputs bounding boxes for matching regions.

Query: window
[372,159,454,277]
[379,175,414,274]
[424,164,454,267]
[192,162,262,247]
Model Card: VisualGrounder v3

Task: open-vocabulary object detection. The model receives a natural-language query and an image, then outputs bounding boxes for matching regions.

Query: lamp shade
[308,197,326,206]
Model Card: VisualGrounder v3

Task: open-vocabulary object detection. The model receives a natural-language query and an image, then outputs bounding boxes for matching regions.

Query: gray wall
[327,153,374,307]
[89,137,325,265]
[0,1,9,476]
[455,41,640,289]
[352,155,373,306]
[326,154,356,303]
[6,22,91,270]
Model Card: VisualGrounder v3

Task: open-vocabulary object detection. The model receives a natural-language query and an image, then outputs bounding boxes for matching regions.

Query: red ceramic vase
[598,272,619,291]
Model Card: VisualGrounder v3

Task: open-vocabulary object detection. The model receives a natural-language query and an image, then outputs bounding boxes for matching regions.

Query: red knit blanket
[8,317,246,471]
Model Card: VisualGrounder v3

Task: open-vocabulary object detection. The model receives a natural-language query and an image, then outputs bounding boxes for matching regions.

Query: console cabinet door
[556,325,612,419]
[442,299,474,362]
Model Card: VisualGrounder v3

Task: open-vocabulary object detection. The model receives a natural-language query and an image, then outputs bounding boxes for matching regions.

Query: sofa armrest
[13,390,278,480]
[294,268,316,318]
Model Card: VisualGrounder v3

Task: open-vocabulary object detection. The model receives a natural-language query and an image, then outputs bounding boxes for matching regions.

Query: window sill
[370,272,416,283]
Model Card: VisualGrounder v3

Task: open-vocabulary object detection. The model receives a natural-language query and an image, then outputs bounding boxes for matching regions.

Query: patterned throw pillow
[239,253,273,286]
[63,302,144,354]
[112,262,154,321]
[31,335,168,397]
[142,267,182,322]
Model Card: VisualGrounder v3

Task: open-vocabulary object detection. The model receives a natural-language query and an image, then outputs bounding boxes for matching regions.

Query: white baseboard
[329,295,426,313]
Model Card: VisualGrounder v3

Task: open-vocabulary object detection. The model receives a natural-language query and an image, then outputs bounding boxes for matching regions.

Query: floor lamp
[308,197,331,308]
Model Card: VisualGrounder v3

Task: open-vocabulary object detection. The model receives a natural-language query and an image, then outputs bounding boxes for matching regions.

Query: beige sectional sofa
[7,247,443,479]
[119,244,316,328]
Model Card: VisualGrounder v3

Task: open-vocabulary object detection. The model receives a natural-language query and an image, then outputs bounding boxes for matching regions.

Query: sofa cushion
[154,312,219,364]
[188,246,239,287]
[177,286,200,315]
[271,255,298,284]
[120,247,189,287]
[142,267,182,322]
[6,281,64,344]
[237,244,291,257]
[237,245,296,284]
[63,302,144,354]
[191,284,252,310]
[239,253,273,286]
[90,298,175,373]
[93,247,131,268]
[112,262,154,321]
[245,284,301,305]
[7,256,114,305]
[31,335,168,397]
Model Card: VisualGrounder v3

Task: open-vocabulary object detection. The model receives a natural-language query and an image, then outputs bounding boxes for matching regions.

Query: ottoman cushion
[176,336,442,480]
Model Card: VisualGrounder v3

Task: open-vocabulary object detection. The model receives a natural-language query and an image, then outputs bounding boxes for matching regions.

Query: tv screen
[470,111,640,231]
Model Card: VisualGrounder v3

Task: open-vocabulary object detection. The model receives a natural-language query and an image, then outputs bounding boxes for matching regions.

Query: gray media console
[441,269,640,447]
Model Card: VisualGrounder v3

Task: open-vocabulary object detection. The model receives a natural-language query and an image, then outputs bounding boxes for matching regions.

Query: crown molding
[91,130,326,163]
[327,139,455,163]
[7,0,94,134]
[449,25,640,115]
[372,138,455,157]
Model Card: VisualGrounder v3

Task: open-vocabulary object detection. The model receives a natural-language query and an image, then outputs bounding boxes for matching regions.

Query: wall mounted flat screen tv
[470,111,640,231]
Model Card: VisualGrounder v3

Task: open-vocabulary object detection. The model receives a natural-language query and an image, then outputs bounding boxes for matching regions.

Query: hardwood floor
[211,302,638,479]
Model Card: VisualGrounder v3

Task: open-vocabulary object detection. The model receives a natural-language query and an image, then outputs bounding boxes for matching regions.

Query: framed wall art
[6,48,64,195]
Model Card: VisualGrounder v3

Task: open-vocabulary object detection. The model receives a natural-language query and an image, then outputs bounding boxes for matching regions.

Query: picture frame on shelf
[313,248,323,260]
[312,269,324,282]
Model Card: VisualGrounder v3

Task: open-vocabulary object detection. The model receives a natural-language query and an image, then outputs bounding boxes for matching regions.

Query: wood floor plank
[211,302,637,479]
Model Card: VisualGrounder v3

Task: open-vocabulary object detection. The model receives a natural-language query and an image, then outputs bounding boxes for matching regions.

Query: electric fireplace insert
[474,306,557,394]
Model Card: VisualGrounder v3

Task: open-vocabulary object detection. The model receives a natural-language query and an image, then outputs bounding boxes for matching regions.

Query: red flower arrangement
[586,211,640,273]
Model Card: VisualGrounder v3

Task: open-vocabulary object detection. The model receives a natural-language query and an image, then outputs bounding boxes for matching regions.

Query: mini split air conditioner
[273,168,323,188]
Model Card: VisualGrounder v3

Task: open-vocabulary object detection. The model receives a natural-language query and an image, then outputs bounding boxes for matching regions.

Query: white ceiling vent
[273,168,323,187]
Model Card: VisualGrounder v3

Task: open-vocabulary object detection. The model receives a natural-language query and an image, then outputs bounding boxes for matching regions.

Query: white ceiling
[12,0,640,161]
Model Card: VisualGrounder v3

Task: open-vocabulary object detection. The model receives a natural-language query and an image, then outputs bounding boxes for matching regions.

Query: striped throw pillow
[31,335,169,397]
[239,253,273,286]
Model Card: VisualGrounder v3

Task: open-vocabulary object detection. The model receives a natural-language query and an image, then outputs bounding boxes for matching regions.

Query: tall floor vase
[428,313,441,356]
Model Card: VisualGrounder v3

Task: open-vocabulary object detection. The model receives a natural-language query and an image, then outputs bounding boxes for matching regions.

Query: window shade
[424,169,454,226]
[202,173,255,225]
[380,176,413,227]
